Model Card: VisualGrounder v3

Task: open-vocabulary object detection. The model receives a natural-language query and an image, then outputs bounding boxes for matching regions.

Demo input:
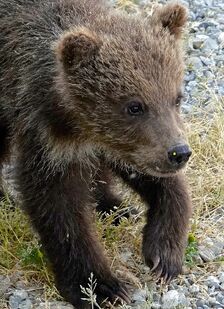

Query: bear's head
[55,2,191,177]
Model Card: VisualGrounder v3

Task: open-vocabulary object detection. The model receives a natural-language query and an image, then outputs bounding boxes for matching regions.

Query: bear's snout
[167,144,192,167]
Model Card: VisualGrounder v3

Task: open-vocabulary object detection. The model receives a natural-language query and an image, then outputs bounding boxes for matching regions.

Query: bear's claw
[96,277,131,305]
[143,243,183,283]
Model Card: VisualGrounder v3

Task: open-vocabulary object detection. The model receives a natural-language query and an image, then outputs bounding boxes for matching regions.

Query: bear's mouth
[150,163,187,177]
[146,168,178,178]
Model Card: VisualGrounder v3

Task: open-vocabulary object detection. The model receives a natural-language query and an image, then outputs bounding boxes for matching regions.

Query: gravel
[0,0,223,308]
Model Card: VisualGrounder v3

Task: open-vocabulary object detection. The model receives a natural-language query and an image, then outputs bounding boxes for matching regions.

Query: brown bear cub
[0,0,192,307]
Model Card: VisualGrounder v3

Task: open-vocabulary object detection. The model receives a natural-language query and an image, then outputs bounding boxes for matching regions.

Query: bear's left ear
[151,2,188,39]
[55,27,102,68]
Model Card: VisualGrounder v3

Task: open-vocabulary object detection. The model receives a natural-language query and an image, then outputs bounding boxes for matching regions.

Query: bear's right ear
[55,27,102,68]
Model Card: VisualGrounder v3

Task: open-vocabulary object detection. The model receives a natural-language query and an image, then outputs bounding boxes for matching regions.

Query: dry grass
[186,98,224,240]
[0,0,223,306]
[0,100,223,307]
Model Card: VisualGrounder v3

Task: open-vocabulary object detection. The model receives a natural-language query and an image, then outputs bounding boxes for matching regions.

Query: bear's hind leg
[95,167,122,214]
[95,166,135,224]
[17,139,130,308]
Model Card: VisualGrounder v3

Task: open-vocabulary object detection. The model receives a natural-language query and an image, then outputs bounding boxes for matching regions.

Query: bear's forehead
[101,28,184,70]
[100,36,184,85]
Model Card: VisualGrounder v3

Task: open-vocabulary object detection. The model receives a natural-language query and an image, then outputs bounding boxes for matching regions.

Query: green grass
[185,233,199,267]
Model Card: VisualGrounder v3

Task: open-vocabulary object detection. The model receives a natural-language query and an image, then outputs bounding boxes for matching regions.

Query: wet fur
[0,0,192,307]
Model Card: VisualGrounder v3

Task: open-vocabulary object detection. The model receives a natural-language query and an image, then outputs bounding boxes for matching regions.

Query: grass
[186,98,224,240]
[0,100,223,308]
[0,0,223,306]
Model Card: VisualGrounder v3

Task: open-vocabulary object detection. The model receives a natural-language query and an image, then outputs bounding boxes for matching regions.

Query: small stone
[198,21,218,29]
[188,273,197,282]
[192,35,209,49]
[196,299,208,307]
[161,290,188,309]
[202,37,219,51]
[206,276,220,289]
[120,250,132,262]
[189,284,200,295]
[216,292,224,304]
[200,56,214,66]
[199,246,216,262]
[219,272,224,284]
[204,0,213,6]
[184,71,196,82]
[187,80,198,92]
[151,303,161,309]
[153,293,161,302]
[208,296,219,306]
[199,237,224,262]
[19,299,32,309]
[204,71,214,79]
[132,289,147,304]
[187,57,203,70]
[9,290,29,309]
[189,12,196,21]
[0,276,11,297]
[218,32,224,46]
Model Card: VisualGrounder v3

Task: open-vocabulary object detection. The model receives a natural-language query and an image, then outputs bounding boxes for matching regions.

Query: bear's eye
[126,100,144,116]
[175,94,183,107]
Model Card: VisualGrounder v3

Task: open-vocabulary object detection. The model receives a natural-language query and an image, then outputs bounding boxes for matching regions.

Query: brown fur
[0,0,192,307]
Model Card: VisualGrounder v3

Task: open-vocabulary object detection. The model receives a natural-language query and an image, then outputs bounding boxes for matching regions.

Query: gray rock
[0,276,11,297]
[161,290,188,309]
[200,56,214,66]
[216,292,224,304]
[204,70,214,78]
[9,290,29,309]
[199,246,216,261]
[219,273,224,284]
[153,293,161,302]
[187,80,198,92]
[187,57,203,70]
[151,303,161,309]
[185,71,196,82]
[198,21,218,29]
[192,35,209,49]
[206,276,220,289]
[202,37,219,51]
[132,289,148,304]
[208,296,221,306]
[218,32,224,45]
[120,250,132,262]
[189,284,200,295]
[196,299,208,307]
[199,237,224,262]
[19,299,32,309]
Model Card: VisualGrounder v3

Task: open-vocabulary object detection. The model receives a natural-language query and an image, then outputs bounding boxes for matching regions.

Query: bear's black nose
[168,144,192,166]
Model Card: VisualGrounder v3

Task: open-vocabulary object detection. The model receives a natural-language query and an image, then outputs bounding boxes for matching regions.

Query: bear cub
[0,0,192,307]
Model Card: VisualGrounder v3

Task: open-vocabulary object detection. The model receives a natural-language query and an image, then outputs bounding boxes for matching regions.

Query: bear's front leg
[17,143,129,308]
[141,174,192,281]
[114,168,191,281]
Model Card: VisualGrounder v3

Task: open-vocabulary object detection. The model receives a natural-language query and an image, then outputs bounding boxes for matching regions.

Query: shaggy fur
[0,0,192,307]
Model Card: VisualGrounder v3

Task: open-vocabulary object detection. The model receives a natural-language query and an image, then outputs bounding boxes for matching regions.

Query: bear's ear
[55,27,102,67]
[151,2,188,39]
